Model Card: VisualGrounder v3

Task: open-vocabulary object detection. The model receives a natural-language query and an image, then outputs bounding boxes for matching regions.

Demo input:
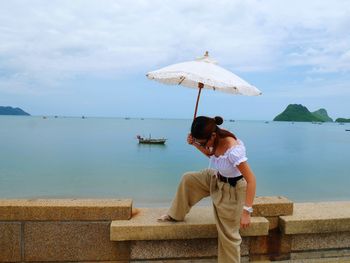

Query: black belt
[217,173,243,187]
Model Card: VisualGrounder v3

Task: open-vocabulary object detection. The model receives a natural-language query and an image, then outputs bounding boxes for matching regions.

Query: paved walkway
[133,257,350,262]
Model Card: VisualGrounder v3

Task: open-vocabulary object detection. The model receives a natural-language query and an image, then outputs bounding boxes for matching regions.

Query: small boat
[346,129,350,132]
[229,119,235,122]
[137,135,167,144]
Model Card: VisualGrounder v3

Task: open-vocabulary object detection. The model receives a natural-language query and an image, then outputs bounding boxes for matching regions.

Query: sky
[0,0,350,120]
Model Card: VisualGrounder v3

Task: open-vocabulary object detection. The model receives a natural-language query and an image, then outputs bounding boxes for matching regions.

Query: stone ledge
[110,207,269,241]
[0,199,132,221]
[253,196,293,217]
[280,201,350,234]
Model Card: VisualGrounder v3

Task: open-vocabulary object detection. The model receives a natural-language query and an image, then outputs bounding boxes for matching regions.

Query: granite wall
[0,199,131,262]
[1,198,350,262]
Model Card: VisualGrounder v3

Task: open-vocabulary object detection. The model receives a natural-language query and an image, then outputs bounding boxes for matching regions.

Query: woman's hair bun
[214,116,223,125]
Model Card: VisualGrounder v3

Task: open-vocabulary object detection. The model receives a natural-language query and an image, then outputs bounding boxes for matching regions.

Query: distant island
[0,106,30,116]
[335,118,350,123]
[312,108,333,122]
[273,104,333,122]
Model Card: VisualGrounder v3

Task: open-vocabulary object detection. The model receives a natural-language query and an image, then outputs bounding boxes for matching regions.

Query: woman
[158,116,256,263]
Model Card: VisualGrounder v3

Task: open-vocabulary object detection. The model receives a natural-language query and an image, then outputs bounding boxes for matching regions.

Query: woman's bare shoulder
[225,137,239,148]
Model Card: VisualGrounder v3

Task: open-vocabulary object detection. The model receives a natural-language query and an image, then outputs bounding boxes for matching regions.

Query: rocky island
[335,118,350,123]
[0,106,30,116]
[273,104,333,122]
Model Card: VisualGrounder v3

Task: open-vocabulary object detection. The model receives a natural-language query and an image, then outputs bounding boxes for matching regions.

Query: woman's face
[206,132,216,148]
[193,132,216,148]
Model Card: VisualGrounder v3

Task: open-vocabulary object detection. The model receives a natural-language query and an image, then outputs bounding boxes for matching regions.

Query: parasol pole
[194,82,204,119]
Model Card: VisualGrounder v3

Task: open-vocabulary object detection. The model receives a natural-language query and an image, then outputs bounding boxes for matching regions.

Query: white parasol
[146,51,262,119]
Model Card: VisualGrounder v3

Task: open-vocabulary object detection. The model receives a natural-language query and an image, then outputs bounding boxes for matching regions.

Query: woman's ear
[211,132,216,140]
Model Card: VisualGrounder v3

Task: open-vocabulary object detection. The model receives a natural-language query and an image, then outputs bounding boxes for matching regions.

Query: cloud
[267,80,350,99]
[0,0,350,93]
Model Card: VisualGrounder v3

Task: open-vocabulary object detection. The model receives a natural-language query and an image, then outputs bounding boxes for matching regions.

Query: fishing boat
[136,135,167,144]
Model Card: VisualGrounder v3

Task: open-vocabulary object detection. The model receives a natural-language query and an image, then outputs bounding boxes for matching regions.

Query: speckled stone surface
[131,257,250,262]
[280,201,350,234]
[266,216,279,230]
[131,239,217,259]
[291,248,350,260]
[130,237,250,260]
[252,196,293,217]
[0,222,21,262]
[269,255,350,262]
[136,257,350,263]
[249,229,292,260]
[132,260,218,263]
[110,207,269,241]
[0,198,132,221]
[291,232,350,251]
[24,221,129,261]
[79,262,129,263]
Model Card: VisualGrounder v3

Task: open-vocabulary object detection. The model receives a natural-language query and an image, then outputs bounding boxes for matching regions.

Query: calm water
[0,116,349,207]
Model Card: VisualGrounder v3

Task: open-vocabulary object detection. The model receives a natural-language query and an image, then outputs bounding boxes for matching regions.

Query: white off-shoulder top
[209,139,248,178]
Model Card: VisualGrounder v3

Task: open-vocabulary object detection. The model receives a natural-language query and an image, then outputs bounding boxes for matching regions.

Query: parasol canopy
[146,52,262,118]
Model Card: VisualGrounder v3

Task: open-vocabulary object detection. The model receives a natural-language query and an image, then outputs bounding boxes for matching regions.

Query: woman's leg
[167,169,214,221]
[211,178,247,263]
[213,207,242,262]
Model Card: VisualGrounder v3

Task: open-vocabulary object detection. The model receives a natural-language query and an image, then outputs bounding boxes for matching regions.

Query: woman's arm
[237,161,256,228]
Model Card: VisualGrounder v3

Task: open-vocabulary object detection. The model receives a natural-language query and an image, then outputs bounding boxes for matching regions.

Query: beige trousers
[168,169,247,263]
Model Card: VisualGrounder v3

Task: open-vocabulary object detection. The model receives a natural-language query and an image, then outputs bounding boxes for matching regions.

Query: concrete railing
[0,199,132,262]
[1,197,350,262]
[110,196,293,262]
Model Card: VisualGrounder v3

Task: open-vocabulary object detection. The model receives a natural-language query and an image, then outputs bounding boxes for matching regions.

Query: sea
[0,116,349,207]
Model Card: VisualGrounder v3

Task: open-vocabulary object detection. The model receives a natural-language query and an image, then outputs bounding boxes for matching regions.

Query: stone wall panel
[0,222,21,262]
[292,232,350,251]
[130,237,249,260]
[24,222,129,261]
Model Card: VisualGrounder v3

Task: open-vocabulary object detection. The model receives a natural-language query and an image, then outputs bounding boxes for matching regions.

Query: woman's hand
[187,133,211,158]
[240,210,251,229]
[187,133,194,145]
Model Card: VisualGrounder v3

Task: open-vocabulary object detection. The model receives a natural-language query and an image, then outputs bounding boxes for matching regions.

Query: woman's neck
[213,137,237,157]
